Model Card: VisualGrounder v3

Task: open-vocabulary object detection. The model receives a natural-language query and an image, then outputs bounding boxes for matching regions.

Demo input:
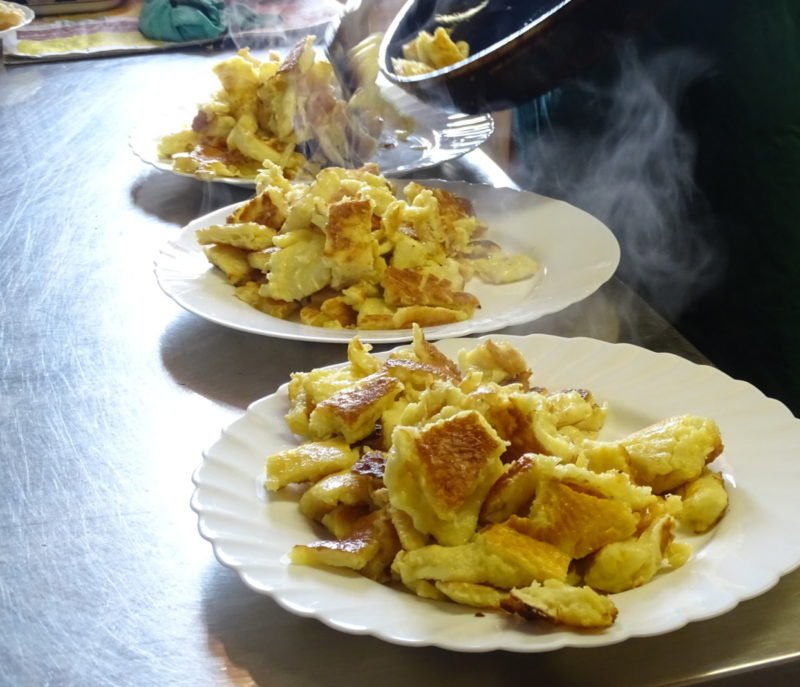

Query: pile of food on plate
[196,161,539,330]
[392,27,470,76]
[0,0,26,31]
[158,35,411,181]
[265,326,729,631]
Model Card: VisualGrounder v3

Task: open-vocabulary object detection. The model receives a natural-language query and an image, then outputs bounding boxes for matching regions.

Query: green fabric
[138,0,226,42]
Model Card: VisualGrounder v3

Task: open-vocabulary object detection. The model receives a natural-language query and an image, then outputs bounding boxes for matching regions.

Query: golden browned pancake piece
[434,581,506,610]
[203,244,254,285]
[291,509,400,582]
[381,267,479,312]
[392,522,569,592]
[457,339,533,387]
[479,523,571,584]
[410,325,462,381]
[503,579,618,629]
[323,199,380,288]
[480,454,540,523]
[621,415,724,493]
[676,469,729,533]
[582,514,676,593]
[234,283,299,319]
[309,372,403,444]
[484,398,548,463]
[319,504,372,539]
[514,478,639,559]
[382,357,459,388]
[196,222,276,251]
[227,191,286,228]
[298,469,375,522]
[416,411,503,512]
[385,410,506,545]
[266,439,359,491]
[299,296,359,328]
[391,305,468,328]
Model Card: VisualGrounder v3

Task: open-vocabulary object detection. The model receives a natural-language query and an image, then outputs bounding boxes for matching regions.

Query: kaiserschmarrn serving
[392,27,470,76]
[197,162,539,330]
[158,36,408,181]
[265,327,729,631]
[0,0,26,31]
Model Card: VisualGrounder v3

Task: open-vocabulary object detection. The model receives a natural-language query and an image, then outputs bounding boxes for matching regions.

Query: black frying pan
[378,0,670,114]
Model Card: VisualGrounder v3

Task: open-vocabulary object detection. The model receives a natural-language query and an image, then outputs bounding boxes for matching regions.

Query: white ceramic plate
[0,2,34,38]
[191,334,800,652]
[155,180,620,343]
[130,80,494,184]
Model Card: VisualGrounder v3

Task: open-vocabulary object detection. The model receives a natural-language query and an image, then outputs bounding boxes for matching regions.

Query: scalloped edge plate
[154,179,620,343]
[191,333,800,651]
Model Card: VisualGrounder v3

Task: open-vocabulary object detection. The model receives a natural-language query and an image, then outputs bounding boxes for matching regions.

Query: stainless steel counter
[1,51,798,687]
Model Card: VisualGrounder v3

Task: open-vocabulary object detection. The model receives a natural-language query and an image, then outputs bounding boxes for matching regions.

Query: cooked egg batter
[197,161,539,330]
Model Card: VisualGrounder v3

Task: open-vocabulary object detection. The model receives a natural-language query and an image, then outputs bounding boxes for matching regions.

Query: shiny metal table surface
[1,52,799,687]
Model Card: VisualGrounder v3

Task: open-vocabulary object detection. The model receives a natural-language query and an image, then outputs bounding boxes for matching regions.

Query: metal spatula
[322,0,372,99]
[323,0,407,98]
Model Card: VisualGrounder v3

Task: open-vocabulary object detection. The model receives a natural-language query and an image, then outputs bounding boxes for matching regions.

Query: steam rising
[225,0,338,51]
[208,5,723,324]
[514,44,725,321]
